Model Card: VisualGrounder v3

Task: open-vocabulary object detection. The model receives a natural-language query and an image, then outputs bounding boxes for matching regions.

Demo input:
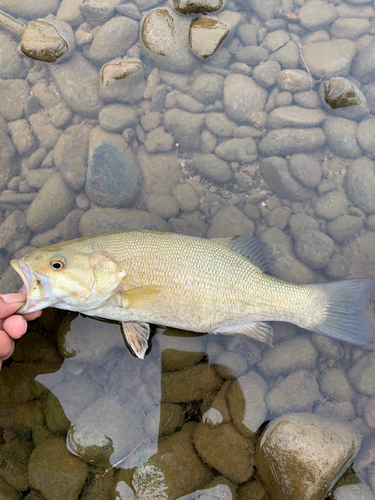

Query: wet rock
[194,421,256,483]
[189,17,229,59]
[67,396,144,464]
[57,0,84,27]
[288,154,321,188]
[331,17,370,40]
[145,127,174,153]
[346,157,375,214]
[228,372,268,436]
[141,8,197,72]
[53,123,91,169]
[259,128,325,156]
[26,173,76,233]
[294,90,321,109]
[28,112,62,149]
[357,117,375,156]
[138,147,180,200]
[0,131,16,191]
[267,370,321,415]
[294,229,334,268]
[316,400,356,423]
[253,60,281,88]
[21,19,75,63]
[50,52,103,117]
[323,117,360,159]
[79,207,169,236]
[319,368,355,402]
[215,138,257,163]
[171,0,224,14]
[207,206,254,237]
[276,69,311,93]
[214,351,247,379]
[0,32,27,80]
[60,158,86,192]
[200,130,217,153]
[8,119,35,156]
[88,16,138,65]
[269,41,300,69]
[260,157,315,201]
[365,398,375,428]
[302,39,357,78]
[315,190,347,220]
[29,438,88,500]
[145,193,178,218]
[239,0,280,20]
[99,58,145,103]
[349,351,375,395]
[156,328,205,372]
[176,94,205,113]
[164,108,205,151]
[0,80,30,121]
[261,30,289,53]
[192,73,224,104]
[267,106,325,129]
[352,40,375,83]
[80,0,121,21]
[320,78,369,120]
[333,484,375,500]
[0,211,30,252]
[27,169,54,189]
[298,0,337,30]
[116,3,142,19]
[327,214,363,243]
[205,113,235,137]
[141,111,162,132]
[256,413,360,500]
[224,74,268,124]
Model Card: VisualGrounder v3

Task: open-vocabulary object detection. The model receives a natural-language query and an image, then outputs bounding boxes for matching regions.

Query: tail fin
[309,279,375,346]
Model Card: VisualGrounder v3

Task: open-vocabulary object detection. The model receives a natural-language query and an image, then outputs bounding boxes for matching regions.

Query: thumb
[0,294,26,319]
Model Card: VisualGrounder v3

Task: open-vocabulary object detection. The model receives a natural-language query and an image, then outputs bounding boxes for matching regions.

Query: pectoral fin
[214,321,273,346]
[121,322,151,359]
[119,285,162,308]
[90,254,126,295]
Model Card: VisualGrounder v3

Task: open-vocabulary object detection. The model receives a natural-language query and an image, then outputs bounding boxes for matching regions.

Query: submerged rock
[99,58,145,103]
[302,39,357,79]
[189,17,229,59]
[224,74,267,124]
[80,0,121,21]
[320,77,369,120]
[170,0,225,14]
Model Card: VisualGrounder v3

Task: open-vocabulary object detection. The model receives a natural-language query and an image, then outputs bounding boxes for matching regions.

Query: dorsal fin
[212,235,275,273]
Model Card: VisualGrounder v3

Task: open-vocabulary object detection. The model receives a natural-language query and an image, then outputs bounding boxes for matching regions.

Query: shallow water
[0,0,375,498]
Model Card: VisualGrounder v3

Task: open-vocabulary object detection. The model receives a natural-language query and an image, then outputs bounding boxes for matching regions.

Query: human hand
[0,294,41,369]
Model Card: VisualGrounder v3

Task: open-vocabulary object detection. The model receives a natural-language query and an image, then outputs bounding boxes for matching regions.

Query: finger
[23,310,42,321]
[0,295,26,319]
[3,315,27,340]
[0,330,15,362]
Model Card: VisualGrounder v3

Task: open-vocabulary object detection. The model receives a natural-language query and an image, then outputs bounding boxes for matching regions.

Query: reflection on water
[1,0,375,497]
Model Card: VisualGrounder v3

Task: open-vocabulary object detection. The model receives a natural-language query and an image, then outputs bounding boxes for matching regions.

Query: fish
[11,230,375,359]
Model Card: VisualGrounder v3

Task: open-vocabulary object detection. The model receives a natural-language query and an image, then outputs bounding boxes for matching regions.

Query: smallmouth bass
[11,230,375,358]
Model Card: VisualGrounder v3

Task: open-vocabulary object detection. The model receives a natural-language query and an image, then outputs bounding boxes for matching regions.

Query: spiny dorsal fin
[212,235,275,273]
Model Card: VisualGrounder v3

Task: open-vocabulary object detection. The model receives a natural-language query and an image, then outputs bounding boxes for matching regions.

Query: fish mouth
[11,259,57,314]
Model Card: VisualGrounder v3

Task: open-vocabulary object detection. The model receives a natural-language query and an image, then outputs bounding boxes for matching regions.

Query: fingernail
[1,293,26,304]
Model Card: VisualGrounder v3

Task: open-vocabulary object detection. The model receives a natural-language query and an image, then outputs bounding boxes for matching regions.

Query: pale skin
[0,293,41,369]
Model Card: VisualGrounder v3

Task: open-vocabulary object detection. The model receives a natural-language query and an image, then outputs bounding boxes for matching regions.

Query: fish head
[11,243,126,314]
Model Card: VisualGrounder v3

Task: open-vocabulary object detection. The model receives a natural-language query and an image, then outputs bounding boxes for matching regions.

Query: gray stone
[57,0,84,27]
[236,46,268,66]
[26,174,76,233]
[320,78,369,120]
[53,123,91,169]
[333,484,375,500]
[269,41,300,69]
[277,69,312,94]
[99,58,145,103]
[189,17,230,59]
[170,0,224,14]
[86,126,142,207]
[215,138,257,163]
[315,190,347,220]
[0,131,17,191]
[8,119,35,156]
[294,229,335,268]
[240,0,281,20]
[141,112,162,132]
[169,217,208,237]
[80,0,121,21]
[145,127,174,153]
[173,184,199,212]
[257,413,360,500]
[192,74,224,104]
[237,24,257,45]
[319,368,355,402]
[331,17,370,40]
[349,351,375,395]
[205,113,236,137]
[357,118,375,156]
[298,0,337,30]
[0,211,31,252]
[346,157,375,214]
[164,109,205,151]
[50,52,103,117]
[267,106,326,129]
[302,40,357,78]
[60,158,86,192]
[79,208,169,236]
[146,194,179,218]
[200,130,217,153]
[0,0,58,17]
[324,117,361,159]
[0,80,30,120]
[353,40,375,83]
[252,60,280,88]
[0,32,28,80]
[266,370,321,415]
[88,17,139,65]
[207,206,254,237]
[224,74,267,124]
[289,213,318,237]
[261,30,290,53]
[138,147,180,200]
[260,157,315,201]
[28,112,62,149]
[99,104,137,133]
[288,154,321,188]
[192,154,231,182]
[27,169,54,189]
[315,401,356,422]
[259,128,325,156]
[176,94,205,113]
[141,8,198,72]
[116,3,142,19]
[327,214,363,243]
[293,90,321,109]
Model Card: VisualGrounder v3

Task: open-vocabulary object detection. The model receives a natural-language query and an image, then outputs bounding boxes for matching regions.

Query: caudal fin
[309,279,375,346]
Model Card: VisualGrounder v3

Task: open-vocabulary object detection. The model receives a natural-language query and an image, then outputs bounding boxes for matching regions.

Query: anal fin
[121,322,151,359]
[213,321,273,346]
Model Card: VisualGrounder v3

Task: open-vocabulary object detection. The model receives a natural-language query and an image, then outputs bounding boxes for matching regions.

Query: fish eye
[50,256,67,271]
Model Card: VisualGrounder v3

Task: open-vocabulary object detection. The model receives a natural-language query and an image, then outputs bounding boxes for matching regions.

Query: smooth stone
[27,169,54,189]
[320,77,369,120]
[269,41,300,69]
[207,206,254,237]
[298,0,337,30]
[327,214,363,242]
[50,52,102,117]
[80,0,121,21]
[256,413,359,500]
[8,119,35,156]
[116,3,142,19]
[252,60,281,88]
[86,125,141,207]
[192,73,224,104]
[177,94,205,113]
[99,104,137,133]
[236,46,268,66]
[261,30,289,53]
[192,154,231,183]
[141,8,198,73]
[276,69,312,93]
[319,368,355,402]
[289,213,318,237]
[164,108,205,151]
[259,128,325,156]
[333,484,375,500]
[267,106,325,128]
[0,0,58,17]
[260,157,315,201]
[215,138,257,163]
[205,113,235,137]
[53,123,91,169]
[57,0,85,27]
[294,229,335,268]
[357,118,375,156]
[293,90,321,108]
[0,32,28,79]
[331,17,370,39]
[227,372,268,436]
[238,0,280,20]
[172,184,199,212]
[214,351,247,379]
[144,127,174,153]
[170,0,224,14]
[28,439,87,500]
[60,158,87,192]
[346,157,375,214]
[324,117,361,159]
[0,80,30,120]
[224,74,268,124]
[237,24,257,45]
[189,17,229,59]
[349,351,375,395]
[0,131,16,191]
[352,40,375,83]
[138,147,180,201]
[28,112,62,149]
[266,370,321,415]
[79,208,169,236]
[26,174,75,233]
[0,211,30,253]
[67,397,144,464]
[21,19,75,63]
[141,111,162,132]
[88,16,138,65]
[302,40,357,78]
[99,58,145,103]
[288,154,321,188]
[315,190,347,220]
[156,328,205,372]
